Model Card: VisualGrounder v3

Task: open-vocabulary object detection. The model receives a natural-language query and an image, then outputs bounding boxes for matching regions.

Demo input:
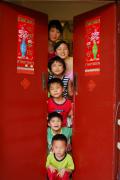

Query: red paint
[73,4,117,180]
[0,2,119,180]
[0,2,48,180]
[116,3,120,179]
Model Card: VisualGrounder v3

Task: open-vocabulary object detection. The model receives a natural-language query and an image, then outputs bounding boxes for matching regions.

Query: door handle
[42,72,47,90]
[73,72,78,95]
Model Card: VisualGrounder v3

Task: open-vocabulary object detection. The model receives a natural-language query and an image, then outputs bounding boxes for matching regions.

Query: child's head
[48,112,63,132]
[48,78,64,98]
[48,20,63,42]
[48,56,66,76]
[54,40,70,59]
[52,134,67,158]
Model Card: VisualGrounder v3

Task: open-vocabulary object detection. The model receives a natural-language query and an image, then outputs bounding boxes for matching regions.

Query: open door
[0,2,48,180]
[73,3,118,180]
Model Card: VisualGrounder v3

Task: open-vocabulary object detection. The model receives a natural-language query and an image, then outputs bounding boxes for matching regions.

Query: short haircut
[48,78,64,90]
[48,112,63,122]
[48,20,63,34]
[54,40,70,52]
[52,134,67,145]
[48,56,66,74]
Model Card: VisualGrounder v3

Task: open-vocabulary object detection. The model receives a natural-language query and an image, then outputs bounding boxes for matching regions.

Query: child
[47,78,73,127]
[48,20,63,60]
[48,56,73,98]
[46,134,74,180]
[54,40,73,81]
[47,112,72,152]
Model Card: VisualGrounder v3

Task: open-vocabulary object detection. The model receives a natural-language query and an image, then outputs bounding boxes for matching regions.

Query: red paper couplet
[85,17,100,76]
[17,15,35,75]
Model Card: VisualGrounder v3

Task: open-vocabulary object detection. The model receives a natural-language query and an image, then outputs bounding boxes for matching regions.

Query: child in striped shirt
[48,56,73,98]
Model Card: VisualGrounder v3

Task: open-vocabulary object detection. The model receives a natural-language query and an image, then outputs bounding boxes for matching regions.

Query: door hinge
[118,22,120,34]
[117,171,120,180]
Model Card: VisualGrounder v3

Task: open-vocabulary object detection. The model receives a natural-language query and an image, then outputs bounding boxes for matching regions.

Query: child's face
[49,83,63,98]
[55,43,69,59]
[51,61,64,76]
[52,140,67,158]
[49,27,61,42]
[48,117,62,132]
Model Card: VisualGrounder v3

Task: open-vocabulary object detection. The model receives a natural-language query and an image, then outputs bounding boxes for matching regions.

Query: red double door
[0,2,119,180]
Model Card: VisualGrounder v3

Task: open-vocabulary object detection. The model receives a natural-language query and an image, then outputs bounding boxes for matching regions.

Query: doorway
[1,1,119,180]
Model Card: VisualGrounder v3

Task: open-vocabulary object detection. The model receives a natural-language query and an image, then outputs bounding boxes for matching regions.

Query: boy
[46,134,74,180]
[47,112,72,152]
[47,78,73,127]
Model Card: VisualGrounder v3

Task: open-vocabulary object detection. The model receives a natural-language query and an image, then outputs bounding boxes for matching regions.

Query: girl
[48,56,73,98]
[54,40,73,81]
[48,20,63,60]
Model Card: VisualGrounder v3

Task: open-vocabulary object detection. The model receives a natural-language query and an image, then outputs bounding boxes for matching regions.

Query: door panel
[116,2,120,179]
[73,4,117,180]
[0,2,48,180]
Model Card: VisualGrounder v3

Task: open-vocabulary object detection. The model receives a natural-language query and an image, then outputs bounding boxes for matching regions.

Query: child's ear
[65,145,68,152]
[48,122,51,127]
[52,146,54,153]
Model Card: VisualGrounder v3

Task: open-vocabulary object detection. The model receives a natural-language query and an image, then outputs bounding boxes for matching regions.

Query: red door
[0,2,48,180]
[73,3,118,180]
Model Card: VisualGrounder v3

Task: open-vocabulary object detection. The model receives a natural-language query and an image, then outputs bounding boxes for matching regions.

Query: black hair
[48,112,63,122]
[48,20,63,34]
[48,56,66,74]
[48,78,64,90]
[52,134,67,145]
[54,40,70,52]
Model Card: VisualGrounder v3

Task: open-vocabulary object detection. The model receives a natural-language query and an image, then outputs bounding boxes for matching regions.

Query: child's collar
[51,129,62,136]
[54,152,67,162]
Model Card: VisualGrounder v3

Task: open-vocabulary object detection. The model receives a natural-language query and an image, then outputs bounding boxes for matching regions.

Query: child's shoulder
[66,153,73,160]
[69,56,73,61]
[48,97,53,103]
[48,74,54,79]
[47,127,51,133]
[62,127,72,133]
[65,98,72,104]
[47,152,54,158]
[65,56,73,64]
